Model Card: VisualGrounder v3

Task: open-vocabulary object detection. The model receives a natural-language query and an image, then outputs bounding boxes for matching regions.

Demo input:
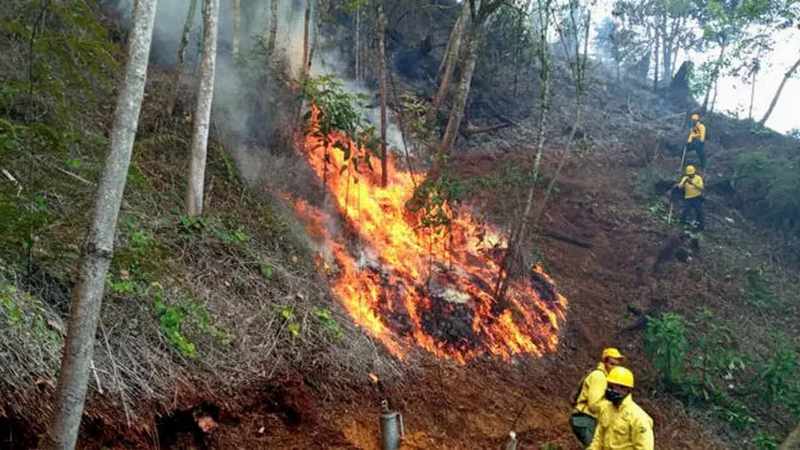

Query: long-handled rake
[667,144,688,224]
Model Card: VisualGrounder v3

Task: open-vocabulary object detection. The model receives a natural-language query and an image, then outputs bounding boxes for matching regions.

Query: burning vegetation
[292,106,568,364]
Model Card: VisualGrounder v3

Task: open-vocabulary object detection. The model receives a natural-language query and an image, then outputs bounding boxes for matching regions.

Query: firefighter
[570,348,625,447]
[676,164,705,231]
[687,112,707,170]
[588,366,654,450]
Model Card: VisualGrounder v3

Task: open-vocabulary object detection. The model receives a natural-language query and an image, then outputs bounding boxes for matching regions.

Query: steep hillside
[1,1,799,449]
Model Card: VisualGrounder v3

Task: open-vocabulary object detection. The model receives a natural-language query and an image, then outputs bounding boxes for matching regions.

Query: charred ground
[1,1,799,449]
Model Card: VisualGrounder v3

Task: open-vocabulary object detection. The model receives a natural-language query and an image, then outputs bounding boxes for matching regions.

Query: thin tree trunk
[702,42,726,111]
[759,54,800,126]
[378,2,388,187]
[301,0,311,79]
[186,0,220,217]
[265,0,279,61]
[430,2,469,120]
[436,23,480,162]
[495,0,551,299]
[653,26,660,92]
[232,0,241,59]
[355,6,361,80]
[171,0,199,115]
[709,76,719,113]
[748,68,757,120]
[44,1,158,448]
[781,422,800,450]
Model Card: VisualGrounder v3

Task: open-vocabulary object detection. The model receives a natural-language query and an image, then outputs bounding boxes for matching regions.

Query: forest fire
[293,110,568,364]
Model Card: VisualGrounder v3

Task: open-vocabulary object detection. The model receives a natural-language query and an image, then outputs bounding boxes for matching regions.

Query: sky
[588,2,800,134]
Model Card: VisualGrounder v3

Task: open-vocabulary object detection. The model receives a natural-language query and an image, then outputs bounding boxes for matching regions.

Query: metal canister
[380,400,404,450]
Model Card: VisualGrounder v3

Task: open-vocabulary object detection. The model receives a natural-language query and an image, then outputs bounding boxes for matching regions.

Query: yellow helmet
[607,366,635,388]
[691,113,700,121]
[685,165,696,175]
[602,347,624,360]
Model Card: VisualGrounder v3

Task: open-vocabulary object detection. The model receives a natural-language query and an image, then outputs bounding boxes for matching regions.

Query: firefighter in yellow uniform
[570,348,625,447]
[687,112,707,170]
[588,366,654,450]
[677,164,705,230]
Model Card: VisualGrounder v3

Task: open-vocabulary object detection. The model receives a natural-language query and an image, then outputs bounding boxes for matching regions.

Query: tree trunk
[378,2,388,187]
[748,68,757,120]
[265,0,279,61]
[781,423,800,450]
[702,42,726,112]
[495,0,551,299]
[653,26,660,92]
[436,22,480,162]
[232,0,241,59]
[759,54,800,126]
[354,5,361,80]
[44,1,158,448]
[430,2,468,120]
[186,0,220,217]
[301,0,311,80]
[171,0,199,115]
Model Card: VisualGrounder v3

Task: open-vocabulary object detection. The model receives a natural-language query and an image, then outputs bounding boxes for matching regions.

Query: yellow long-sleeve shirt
[679,175,704,199]
[574,363,609,418]
[688,122,706,143]
[588,396,655,450]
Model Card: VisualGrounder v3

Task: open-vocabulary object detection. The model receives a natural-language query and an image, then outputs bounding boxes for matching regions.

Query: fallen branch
[539,228,592,248]
[461,121,513,137]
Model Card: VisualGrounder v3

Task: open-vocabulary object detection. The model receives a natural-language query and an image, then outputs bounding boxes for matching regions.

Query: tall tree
[378,1,388,187]
[232,0,241,59]
[265,0,279,61]
[759,54,800,126]
[436,0,508,165]
[171,0,199,115]
[430,1,469,119]
[186,0,220,217]
[44,0,158,448]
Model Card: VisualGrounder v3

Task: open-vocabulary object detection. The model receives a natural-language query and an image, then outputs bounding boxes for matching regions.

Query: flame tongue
[294,109,567,364]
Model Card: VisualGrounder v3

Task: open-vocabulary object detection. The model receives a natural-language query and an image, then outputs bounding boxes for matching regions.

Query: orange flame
[292,108,567,364]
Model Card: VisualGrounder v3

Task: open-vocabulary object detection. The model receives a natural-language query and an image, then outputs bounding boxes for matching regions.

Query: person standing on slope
[687,112,707,170]
[677,164,705,231]
[588,366,654,450]
[570,348,625,447]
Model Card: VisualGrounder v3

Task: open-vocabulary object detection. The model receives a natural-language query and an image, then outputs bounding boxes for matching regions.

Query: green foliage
[755,334,798,405]
[714,396,756,430]
[314,307,343,340]
[153,290,231,359]
[744,269,779,308]
[0,284,23,326]
[280,305,302,338]
[735,152,800,233]
[753,432,779,450]
[406,173,466,232]
[301,75,380,168]
[645,312,689,387]
[684,310,744,402]
[154,295,197,358]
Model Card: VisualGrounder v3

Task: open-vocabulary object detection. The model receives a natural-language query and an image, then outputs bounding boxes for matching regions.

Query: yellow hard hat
[691,113,700,120]
[685,165,696,175]
[602,347,624,360]
[607,366,635,388]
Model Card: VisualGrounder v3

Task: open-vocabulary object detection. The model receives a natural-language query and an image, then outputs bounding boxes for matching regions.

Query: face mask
[605,388,626,406]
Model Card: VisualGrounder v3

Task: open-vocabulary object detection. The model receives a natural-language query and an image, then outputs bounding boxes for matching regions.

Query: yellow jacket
[574,363,608,418]
[588,396,654,450]
[679,175,703,199]
[688,123,706,143]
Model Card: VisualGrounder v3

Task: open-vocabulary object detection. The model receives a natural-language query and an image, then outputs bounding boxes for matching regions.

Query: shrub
[645,313,689,387]
[735,152,800,233]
